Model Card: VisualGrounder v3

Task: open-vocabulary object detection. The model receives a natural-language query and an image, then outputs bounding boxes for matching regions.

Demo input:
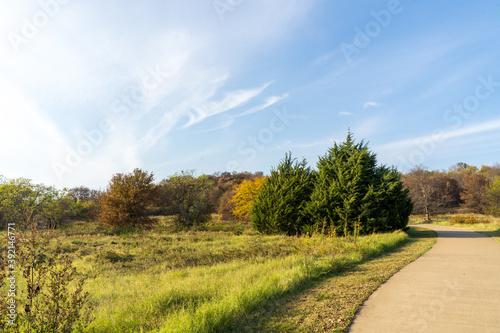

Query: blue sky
[1,0,500,189]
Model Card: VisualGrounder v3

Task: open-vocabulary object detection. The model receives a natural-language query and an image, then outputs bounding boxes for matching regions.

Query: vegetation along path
[349,224,500,333]
[230,227,436,332]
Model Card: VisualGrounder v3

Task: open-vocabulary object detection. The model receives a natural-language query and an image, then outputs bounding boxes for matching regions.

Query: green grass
[77,220,410,332]
[3,218,433,332]
[228,227,437,332]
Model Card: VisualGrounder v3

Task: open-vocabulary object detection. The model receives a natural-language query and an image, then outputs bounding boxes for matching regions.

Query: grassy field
[410,213,500,243]
[5,218,437,332]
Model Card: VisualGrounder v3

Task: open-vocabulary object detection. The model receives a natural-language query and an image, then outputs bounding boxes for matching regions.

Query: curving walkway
[349,224,500,333]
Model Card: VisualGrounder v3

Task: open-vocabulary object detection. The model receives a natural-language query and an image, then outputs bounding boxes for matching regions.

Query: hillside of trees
[403,162,500,219]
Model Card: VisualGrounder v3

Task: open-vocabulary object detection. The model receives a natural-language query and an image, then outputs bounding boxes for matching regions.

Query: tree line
[402,162,500,219]
[0,171,263,230]
[1,135,499,233]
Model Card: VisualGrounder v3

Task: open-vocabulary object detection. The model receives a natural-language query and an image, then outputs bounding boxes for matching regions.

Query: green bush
[159,171,215,228]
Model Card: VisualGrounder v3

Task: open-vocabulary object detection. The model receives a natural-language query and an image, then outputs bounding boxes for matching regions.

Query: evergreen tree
[307,133,411,236]
[370,166,413,232]
[307,133,377,236]
[251,153,314,235]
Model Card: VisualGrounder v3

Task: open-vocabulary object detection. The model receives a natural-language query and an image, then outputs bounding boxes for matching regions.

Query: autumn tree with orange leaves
[99,168,158,227]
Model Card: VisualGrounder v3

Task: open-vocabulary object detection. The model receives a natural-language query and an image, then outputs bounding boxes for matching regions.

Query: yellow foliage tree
[231,177,266,221]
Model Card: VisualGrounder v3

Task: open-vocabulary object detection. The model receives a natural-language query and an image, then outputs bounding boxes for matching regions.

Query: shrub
[450,214,490,224]
[465,214,479,224]
[450,214,466,224]
[0,226,91,332]
[159,171,215,228]
[217,189,236,220]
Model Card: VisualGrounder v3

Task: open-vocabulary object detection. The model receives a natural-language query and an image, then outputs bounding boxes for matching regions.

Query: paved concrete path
[349,224,500,333]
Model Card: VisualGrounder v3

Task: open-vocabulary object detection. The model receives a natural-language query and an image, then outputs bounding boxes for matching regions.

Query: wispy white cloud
[378,119,500,151]
[413,68,473,102]
[138,111,181,150]
[444,120,500,139]
[363,101,380,109]
[183,81,273,128]
[314,49,342,65]
[236,93,289,117]
[338,111,353,117]
[197,118,236,133]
